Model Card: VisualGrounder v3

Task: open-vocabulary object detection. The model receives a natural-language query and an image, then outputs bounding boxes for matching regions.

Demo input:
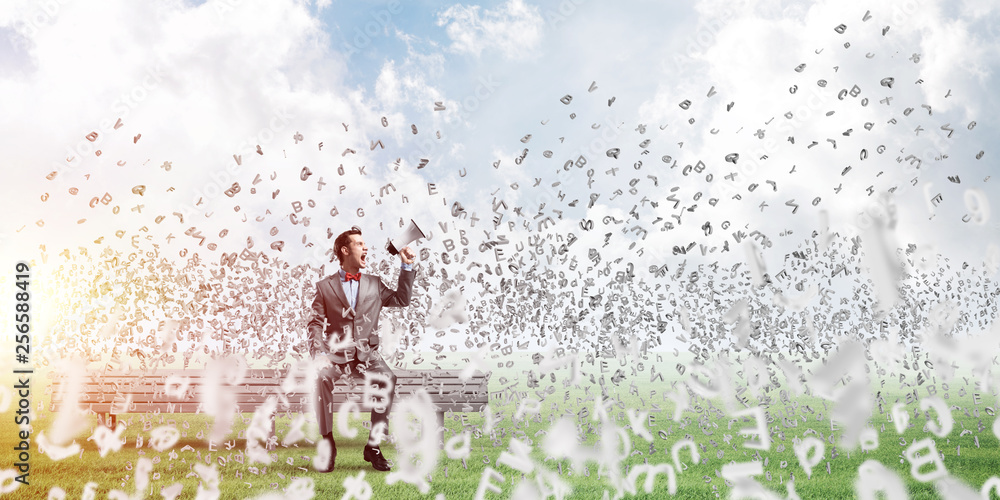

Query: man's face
[340,234,367,270]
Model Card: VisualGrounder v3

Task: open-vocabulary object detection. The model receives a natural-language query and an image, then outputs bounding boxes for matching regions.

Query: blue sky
[4,3,1000,496]
[1,0,999,354]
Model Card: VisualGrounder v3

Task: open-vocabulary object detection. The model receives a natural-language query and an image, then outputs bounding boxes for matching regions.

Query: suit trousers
[315,353,397,438]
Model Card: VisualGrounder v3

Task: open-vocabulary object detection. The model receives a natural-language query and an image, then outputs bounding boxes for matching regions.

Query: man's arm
[380,268,414,307]
[307,282,329,358]
[380,246,416,307]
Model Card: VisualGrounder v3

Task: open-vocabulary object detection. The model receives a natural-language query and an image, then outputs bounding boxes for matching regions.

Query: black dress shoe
[363,445,391,471]
[317,434,337,472]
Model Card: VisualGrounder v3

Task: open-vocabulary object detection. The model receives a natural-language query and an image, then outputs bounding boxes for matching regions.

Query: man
[308,226,416,472]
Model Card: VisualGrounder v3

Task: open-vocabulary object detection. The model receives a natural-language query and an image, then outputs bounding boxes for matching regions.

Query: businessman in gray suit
[308,226,415,472]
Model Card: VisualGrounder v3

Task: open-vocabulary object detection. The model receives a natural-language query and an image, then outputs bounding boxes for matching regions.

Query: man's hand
[399,246,415,265]
[315,355,333,371]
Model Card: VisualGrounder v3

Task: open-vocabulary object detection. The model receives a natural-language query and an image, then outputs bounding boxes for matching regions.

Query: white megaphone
[387,219,427,255]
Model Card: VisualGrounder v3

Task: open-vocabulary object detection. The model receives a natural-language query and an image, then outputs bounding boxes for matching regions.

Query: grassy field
[1,351,998,499]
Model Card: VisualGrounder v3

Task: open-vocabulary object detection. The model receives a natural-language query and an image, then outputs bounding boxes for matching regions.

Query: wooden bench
[49,368,489,442]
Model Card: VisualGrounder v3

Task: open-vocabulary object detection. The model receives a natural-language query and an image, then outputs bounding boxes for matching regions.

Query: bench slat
[57,369,484,378]
[53,379,485,391]
[50,368,489,417]
[53,391,489,405]
[66,402,489,414]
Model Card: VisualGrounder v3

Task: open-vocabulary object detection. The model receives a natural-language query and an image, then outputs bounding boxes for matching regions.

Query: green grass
[2,353,999,499]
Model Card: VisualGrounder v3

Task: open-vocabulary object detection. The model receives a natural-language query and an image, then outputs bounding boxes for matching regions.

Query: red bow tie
[344,272,361,282]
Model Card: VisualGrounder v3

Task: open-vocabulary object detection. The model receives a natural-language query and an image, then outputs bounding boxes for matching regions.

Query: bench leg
[436,411,444,448]
[103,413,117,429]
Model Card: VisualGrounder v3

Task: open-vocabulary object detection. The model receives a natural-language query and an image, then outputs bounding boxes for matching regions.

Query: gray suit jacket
[308,269,414,364]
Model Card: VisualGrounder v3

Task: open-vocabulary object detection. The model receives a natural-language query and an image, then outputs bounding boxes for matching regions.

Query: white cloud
[0,0,439,265]
[375,60,403,107]
[629,0,1000,267]
[436,0,543,60]
[3,0,998,360]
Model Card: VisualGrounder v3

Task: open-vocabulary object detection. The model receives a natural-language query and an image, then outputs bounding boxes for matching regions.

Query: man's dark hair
[334,226,362,263]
